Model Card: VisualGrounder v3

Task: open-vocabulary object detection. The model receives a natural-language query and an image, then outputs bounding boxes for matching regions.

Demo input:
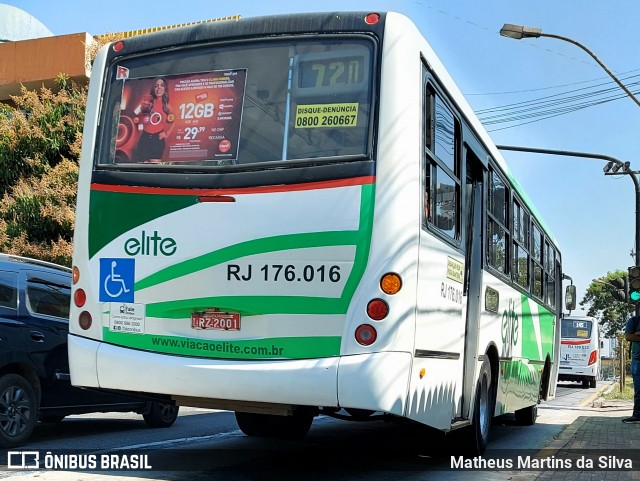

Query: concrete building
[0,3,88,102]
[0,5,240,103]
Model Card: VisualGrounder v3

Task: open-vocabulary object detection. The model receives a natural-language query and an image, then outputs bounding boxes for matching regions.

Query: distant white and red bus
[559,316,601,388]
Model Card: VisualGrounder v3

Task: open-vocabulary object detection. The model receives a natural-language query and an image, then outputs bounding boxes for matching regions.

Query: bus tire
[0,374,39,448]
[514,403,537,426]
[589,378,597,389]
[142,402,179,428]
[461,360,493,456]
[235,411,314,439]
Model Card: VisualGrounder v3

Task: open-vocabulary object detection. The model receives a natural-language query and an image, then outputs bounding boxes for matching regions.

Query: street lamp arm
[538,32,640,109]
[497,144,640,315]
[496,144,640,194]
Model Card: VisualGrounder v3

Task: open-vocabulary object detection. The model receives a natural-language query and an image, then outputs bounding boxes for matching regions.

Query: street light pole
[499,24,640,109]
[498,24,640,315]
[497,144,640,316]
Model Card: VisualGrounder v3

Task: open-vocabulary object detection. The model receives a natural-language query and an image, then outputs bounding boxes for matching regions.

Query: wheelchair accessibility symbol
[99,258,135,302]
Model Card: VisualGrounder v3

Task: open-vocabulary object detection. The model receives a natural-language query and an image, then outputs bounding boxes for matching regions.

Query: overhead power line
[472,71,640,131]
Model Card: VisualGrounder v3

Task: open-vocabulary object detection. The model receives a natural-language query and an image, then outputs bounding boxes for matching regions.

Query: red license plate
[191,312,240,331]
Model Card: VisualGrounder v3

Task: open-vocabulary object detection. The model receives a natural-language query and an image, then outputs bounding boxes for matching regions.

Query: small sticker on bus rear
[109,302,145,334]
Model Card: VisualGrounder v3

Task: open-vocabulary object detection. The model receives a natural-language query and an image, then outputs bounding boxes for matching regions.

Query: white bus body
[69,12,568,455]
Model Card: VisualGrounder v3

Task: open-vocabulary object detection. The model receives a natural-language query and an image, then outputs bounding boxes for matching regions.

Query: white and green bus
[68,11,575,454]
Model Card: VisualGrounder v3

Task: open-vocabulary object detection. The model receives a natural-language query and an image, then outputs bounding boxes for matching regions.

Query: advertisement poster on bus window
[114,69,247,164]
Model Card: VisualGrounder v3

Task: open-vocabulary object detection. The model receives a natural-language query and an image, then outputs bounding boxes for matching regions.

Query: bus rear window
[100,38,374,168]
[561,319,592,339]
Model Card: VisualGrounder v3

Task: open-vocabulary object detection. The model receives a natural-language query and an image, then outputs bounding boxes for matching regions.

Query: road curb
[579,382,614,408]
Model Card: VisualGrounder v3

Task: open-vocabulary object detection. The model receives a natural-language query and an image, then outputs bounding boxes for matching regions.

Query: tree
[0,34,118,266]
[580,270,633,337]
[0,76,85,266]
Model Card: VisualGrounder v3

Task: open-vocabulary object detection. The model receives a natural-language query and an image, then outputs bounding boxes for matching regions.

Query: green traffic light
[631,291,640,302]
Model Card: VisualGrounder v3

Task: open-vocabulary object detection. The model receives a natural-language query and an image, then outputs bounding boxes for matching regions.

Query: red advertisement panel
[114,69,247,164]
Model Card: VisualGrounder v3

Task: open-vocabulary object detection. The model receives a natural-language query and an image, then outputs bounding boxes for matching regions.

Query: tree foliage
[0,35,118,266]
[580,270,633,337]
[0,75,86,266]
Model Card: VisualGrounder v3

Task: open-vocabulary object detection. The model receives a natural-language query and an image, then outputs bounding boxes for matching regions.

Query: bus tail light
[74,289,86,307]
[79,311,92,330]
[72,266,80,284]
[355,324,377,346]
[588,350,598,366]
[380,273,402,295]
[364,13,380,25]
[367,299,389,320]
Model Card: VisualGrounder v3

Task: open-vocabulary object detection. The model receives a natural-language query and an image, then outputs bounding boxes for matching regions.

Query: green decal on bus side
[89,190,196,259]
[498,359,541,414]
[102,329,342,360]
[519,293,555,362]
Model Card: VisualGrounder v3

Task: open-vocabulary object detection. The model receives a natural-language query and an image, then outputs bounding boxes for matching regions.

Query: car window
[0,270,18,310]
[26,281,70,320]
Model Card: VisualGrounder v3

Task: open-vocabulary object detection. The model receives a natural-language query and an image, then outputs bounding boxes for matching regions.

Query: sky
[6,1,640,318]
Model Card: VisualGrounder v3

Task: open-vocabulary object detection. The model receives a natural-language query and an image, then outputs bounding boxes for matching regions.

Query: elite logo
[501,299,519,348]
[124,230,177,256]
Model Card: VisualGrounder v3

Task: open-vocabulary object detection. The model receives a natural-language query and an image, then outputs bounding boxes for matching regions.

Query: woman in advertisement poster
[134,77,174,162]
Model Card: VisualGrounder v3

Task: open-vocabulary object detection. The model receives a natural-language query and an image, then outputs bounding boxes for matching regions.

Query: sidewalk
[531,383,639,480]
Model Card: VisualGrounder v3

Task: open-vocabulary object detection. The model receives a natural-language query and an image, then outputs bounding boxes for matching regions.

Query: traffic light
[610,276,628,302]
[629,266,640,303]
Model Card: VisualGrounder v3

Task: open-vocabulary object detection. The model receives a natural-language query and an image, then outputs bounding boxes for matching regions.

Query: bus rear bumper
[69,335,411,414]
[337,352,411,416]
[70,334,340,407]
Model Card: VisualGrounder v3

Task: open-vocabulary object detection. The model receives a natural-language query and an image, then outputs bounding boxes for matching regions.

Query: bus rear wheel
[235,411,314,439]
[515,403,537,426]
[459,360,493,456]
[142,402,179,428]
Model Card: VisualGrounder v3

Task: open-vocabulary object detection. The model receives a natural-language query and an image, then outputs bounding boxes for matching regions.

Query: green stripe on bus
[135,230,358,291]
[141,183,375,318]
[103,328,341,359]
[89,191,196,259]
[520,293,554,362]
[146,295,346,317]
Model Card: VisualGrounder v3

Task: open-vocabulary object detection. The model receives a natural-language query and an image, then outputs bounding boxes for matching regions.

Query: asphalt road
[0,381,610,481]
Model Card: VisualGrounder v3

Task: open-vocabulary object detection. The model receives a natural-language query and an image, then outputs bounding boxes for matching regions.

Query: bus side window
[487,167,509,275]
[423,79,460,240]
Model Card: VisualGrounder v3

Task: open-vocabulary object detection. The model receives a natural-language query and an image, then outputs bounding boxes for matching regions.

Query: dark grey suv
[0,254,179,447]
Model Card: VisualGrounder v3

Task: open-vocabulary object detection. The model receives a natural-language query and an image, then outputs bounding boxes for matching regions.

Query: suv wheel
[0,374,39,448]
[143,402,179,428]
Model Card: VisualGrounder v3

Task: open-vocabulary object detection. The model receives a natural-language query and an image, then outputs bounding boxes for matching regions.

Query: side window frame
[531,221,544,301]
[512,196,530,290]
[486,165,510,276]
[544,240,557,308]
[422,72,462,246]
